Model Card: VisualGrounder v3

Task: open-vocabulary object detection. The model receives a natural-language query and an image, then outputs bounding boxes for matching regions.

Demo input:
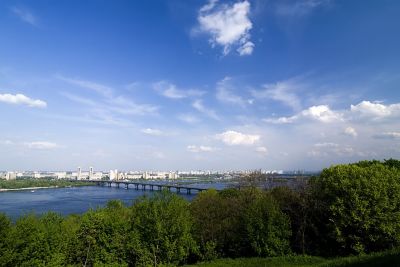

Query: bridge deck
[76,180,212,194]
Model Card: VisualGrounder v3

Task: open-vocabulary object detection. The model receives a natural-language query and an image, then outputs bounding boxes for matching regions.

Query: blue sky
[1,0,400,171]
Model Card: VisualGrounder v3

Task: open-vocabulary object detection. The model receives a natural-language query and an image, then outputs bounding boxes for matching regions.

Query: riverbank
[0,179,92,190]
[0,185,65,192]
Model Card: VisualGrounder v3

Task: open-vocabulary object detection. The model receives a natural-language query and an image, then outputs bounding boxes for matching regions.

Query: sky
[0,0,400,171]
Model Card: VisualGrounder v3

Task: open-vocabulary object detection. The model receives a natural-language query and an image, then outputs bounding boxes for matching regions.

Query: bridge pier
[135,184,139,190]
[108,182,111,187]
[117,183,120,188]
[150,185,154,191]
[125,184,128,189]
[177,187,181,193]
[187,188,191,195]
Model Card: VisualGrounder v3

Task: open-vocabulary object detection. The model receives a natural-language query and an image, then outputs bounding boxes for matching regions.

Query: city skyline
[1,0,400,171]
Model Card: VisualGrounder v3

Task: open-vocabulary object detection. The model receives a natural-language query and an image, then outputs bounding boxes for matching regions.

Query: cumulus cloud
[153,81,205,99]
[343,126,357,137]
[264,100,400,126]
[192,99,219,120]
[350,101,400,120]
[11,6,37,26]
[141,128,163,136]
[251,79,302,111]
[197,0,254,56]
[25,141,58,150]
[216,77,251,107]
[216,130,260,145]
[373,132,400,140]
[187,145,217,153]
[0,93,47,108]
[265,105,343,124]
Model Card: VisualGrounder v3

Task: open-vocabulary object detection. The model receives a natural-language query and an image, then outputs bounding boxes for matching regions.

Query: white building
[5,172,16,180]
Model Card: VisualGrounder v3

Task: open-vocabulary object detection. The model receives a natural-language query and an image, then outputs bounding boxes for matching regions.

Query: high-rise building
[77,167,81,180]
[89,167,93,179]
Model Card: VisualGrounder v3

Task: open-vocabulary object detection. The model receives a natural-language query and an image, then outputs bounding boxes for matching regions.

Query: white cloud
[108,96,158,116]
[314,142,339,148]
[192,99,219,120]
[61,92,97,106]
[141,128,163,136]
[216,77,250,107]
[309,142,355,157]
[343,126,357,137]
[187,145,217,153]
[255,146,268,155]
[0,140,14,145]
[56,75,113,97]
[299,105,343,123]
[153,81,204,99]
[251,79,302,111]
[373,132,400,140]
[265,105,343,124]
[25,141,58,150]
[276,0,331,17]
[152,151,165,159]
[11,6,37,26]
[350,101,400,119]
[197,0,254,56]
[178,114,200,124]
[0,93,46,108]
[59,76,158,116]
[216,130,260,145]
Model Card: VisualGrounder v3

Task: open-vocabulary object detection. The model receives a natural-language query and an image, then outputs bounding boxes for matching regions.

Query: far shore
[0,185,93,193]
[0,185,65,192]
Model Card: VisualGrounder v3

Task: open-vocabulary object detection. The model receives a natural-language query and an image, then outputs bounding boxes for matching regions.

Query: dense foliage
[308,161,400,256]
[0,179,92,189]
[0,159,399,266]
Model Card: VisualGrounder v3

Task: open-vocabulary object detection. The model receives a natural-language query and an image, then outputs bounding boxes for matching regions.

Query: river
[0,178,301,219]
[0,186,197,219]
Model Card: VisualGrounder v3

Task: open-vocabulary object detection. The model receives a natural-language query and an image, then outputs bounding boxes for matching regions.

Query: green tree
[0,213,12,265]
[244,192,291,257]
[191,188,291,258]
[309,162,400,255]
[72,202,130,266]
[270,186,312,254]
[127,191,197,266]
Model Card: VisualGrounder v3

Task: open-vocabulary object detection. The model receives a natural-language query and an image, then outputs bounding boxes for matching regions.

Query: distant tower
[89,166,93,179]
[77,167,81,180]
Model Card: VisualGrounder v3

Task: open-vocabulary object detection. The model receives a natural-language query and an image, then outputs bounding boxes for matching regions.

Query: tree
[127,191,197,266]
[72,204,129,266]
[0,213,12,265]
[309,162,400,255]
[270,186,312,254]
[191,188,291,258]
[244,192,291,257]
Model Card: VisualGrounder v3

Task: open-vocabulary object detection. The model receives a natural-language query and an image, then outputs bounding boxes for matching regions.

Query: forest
[0,159,399,266]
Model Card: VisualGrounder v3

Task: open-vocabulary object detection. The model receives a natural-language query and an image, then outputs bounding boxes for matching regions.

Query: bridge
[82,180,209,195]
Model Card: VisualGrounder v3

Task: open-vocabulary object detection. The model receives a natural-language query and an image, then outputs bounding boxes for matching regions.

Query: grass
[185,248,400,267]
